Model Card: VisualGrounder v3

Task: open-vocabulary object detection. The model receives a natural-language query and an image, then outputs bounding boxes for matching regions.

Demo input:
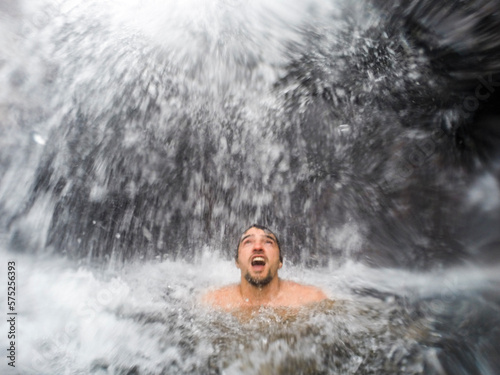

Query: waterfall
[1,0,499,374]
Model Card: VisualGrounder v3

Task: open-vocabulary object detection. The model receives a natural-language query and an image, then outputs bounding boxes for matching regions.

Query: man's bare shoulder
[280,280,328,305]
[201,284,241,310]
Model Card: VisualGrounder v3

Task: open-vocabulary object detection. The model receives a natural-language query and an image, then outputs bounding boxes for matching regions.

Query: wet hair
[235,224,283,263]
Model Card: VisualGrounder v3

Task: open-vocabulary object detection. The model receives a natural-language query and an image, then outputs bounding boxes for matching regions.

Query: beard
[244,270,273,288]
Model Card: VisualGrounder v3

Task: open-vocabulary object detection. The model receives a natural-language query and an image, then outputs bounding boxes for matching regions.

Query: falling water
[1,0,500,374]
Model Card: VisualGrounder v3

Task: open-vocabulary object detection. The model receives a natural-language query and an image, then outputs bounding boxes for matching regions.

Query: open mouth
[251,256,266,267]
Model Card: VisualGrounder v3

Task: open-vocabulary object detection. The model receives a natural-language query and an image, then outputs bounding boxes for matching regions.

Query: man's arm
[200,285,239,310]
[304,285,328,304]
[282,280,329,306]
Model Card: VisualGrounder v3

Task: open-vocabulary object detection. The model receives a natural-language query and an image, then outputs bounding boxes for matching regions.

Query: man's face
[236,227,282,287]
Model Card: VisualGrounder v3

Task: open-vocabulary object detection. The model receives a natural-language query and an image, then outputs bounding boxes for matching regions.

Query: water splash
[3,253,498,374]
[1,0,500,373]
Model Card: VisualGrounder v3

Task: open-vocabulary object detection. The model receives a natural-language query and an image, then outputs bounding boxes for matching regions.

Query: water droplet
[338,124,350,132]
[32,132,46,145]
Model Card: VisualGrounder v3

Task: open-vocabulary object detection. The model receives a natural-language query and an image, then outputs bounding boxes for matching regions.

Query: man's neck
[239,277,281,306]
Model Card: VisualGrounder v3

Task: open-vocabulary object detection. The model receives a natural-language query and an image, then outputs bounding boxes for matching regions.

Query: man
[202,224,328,311]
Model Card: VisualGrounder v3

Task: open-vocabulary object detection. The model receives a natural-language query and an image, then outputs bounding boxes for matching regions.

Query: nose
[252,239,264,252]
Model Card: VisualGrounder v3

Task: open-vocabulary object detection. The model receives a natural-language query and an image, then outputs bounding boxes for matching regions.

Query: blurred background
[1,0,499,374]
